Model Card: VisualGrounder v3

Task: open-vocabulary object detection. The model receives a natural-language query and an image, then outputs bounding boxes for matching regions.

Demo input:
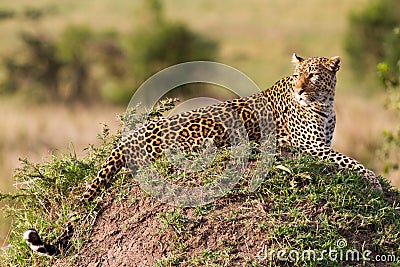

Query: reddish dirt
[50,180,399,267]
[50,186,268,267]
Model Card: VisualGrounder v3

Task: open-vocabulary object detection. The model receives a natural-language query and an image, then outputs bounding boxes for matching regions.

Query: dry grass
[333,93,400,185]
[0,97,123,246]
[0,98,123,192]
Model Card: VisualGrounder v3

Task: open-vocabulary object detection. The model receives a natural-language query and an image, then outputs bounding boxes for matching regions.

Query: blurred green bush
[345,0,400,177]
[0,0,218,105]
[345,0,400,84]
[377,27,400,175]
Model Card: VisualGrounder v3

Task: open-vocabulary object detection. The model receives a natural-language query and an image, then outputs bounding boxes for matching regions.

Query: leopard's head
[291,53,340,107]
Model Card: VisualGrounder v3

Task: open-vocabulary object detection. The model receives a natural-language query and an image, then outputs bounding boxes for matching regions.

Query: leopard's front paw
[364,169,383,192]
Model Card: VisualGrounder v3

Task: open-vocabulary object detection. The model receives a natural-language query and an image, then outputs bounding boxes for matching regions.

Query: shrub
[344,0,400,81]
[131,22,217,82]
[0,9,15,20]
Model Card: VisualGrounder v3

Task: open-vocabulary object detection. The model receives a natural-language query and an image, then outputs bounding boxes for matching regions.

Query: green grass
[150,154,400,266]
[0,125,119,266]
[1,120,399,266]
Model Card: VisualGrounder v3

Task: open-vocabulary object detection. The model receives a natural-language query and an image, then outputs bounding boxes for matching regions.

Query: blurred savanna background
[0,0,399,247]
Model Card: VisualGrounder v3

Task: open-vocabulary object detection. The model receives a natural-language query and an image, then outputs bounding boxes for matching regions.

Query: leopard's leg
[302,144,382,191]
[82,144,126,202]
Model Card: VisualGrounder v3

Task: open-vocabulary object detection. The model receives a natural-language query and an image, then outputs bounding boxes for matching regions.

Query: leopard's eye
[307,72,319,79]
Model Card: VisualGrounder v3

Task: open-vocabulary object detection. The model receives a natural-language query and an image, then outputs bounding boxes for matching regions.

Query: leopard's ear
[327,56,341,72]
[292,53,304,65]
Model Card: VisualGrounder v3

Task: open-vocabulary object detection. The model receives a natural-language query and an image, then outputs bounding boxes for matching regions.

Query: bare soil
[51,186,268,267]
[49,176,398,267]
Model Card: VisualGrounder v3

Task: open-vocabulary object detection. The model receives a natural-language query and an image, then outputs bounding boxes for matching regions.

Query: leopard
[23,54,382,256]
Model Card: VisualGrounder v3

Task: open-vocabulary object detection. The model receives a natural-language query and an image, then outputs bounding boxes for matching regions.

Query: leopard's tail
[23,221,74,256]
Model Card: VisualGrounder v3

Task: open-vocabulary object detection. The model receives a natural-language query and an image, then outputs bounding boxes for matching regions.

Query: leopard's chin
[294,94,310,106]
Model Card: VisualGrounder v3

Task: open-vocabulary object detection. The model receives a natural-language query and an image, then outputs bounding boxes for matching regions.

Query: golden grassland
[1,0,399,246]
[0,98,123,245]
[0,98,123,192]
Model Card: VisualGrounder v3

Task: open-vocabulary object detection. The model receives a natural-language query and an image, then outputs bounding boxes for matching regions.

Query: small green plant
[377,27,400,176]
[158,209,187,235]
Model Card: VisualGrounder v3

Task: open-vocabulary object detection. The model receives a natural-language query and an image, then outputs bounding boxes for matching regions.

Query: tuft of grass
[158,209,187,236]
